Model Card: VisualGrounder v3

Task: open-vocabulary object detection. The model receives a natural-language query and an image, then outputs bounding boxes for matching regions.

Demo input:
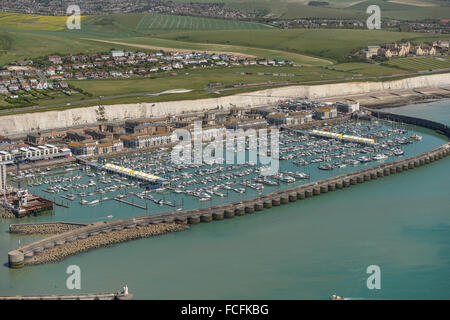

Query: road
[1,68,449,115]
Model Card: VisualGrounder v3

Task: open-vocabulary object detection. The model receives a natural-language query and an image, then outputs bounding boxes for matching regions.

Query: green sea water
[0,99,449,299]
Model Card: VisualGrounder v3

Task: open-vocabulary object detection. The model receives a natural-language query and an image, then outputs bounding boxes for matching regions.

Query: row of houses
[2,49,294,88]
[38,50,293,81]
[0,77,50,94]
[68,140,124,156]
[364,41,449,59]
[1,0,259,19]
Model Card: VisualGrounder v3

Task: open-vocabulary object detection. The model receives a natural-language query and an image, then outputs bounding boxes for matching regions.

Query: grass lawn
[67,66,351,97]
[136,13,271,30]
[383,57,450,71]
[150,29,450,62]
[328,62,408,76]
[0,30,142,65]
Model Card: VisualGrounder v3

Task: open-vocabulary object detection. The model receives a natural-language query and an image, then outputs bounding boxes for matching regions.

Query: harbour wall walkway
[367,108,450,139]
[0,291,133,300]
[9,222,88,234]
[7,115,450,268]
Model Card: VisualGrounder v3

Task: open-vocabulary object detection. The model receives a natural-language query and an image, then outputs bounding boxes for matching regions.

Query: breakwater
[0,290,133,300]
[368,108,450,139]
[9,222,188,267]
[9,222,88,235]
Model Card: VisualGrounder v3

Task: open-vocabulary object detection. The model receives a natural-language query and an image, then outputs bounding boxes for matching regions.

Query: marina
[1,101,449,299]
[5,116,443,221]
[6,109,450,268]
[0,99,448,300]
[7,137,450,268]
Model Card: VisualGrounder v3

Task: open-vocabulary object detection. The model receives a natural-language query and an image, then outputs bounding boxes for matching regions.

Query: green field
[150,29,450,62]
[1,7,450,114]
[0,31,140,66]
[328,62,408,76]
[136,13,271,30]
[66,65,353,97]
[210,0,450,20]
[383,57,450,71]
[1,10,448,66]
[8,26,447,67]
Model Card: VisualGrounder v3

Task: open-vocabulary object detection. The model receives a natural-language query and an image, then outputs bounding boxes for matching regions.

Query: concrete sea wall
[0,292,133,300]
[9,222,88,235]
[1,73,450,137]
[8,222,188,267]
[367,109,450,139]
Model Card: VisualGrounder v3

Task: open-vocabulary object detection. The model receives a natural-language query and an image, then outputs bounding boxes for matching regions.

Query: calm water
[0,99,449,299]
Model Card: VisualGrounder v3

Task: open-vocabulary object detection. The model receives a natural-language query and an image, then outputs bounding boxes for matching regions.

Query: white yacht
[374,154,388,161]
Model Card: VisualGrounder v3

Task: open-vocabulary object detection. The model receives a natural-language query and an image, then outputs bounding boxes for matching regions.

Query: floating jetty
[310,129,375,145]
[115,198,147,210]
[104,163,168,185]
[7,113,450,268]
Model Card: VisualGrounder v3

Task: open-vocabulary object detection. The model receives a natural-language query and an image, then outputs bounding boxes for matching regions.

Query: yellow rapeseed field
[0,12,85,31]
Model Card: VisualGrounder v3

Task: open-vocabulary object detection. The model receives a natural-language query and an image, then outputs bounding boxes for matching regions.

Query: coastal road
[1,68,449,115]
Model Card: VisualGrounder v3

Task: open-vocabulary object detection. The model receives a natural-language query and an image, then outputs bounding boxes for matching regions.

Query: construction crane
[14,155,24,190]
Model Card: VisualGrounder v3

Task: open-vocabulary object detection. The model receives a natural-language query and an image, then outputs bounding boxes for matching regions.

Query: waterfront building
[225,119,267,130]
[66,131,93,142]
[7,144,66,161]
[68,142,97,156]
[335,101,360,113]
[314,107,338,120]
[0,151,12,163]
[266,112,312,126]
[120,133,173,149]
[69,140,123,156]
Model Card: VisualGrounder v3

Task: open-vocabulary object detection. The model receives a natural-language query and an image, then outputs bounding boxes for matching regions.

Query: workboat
[330,294,345,300]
